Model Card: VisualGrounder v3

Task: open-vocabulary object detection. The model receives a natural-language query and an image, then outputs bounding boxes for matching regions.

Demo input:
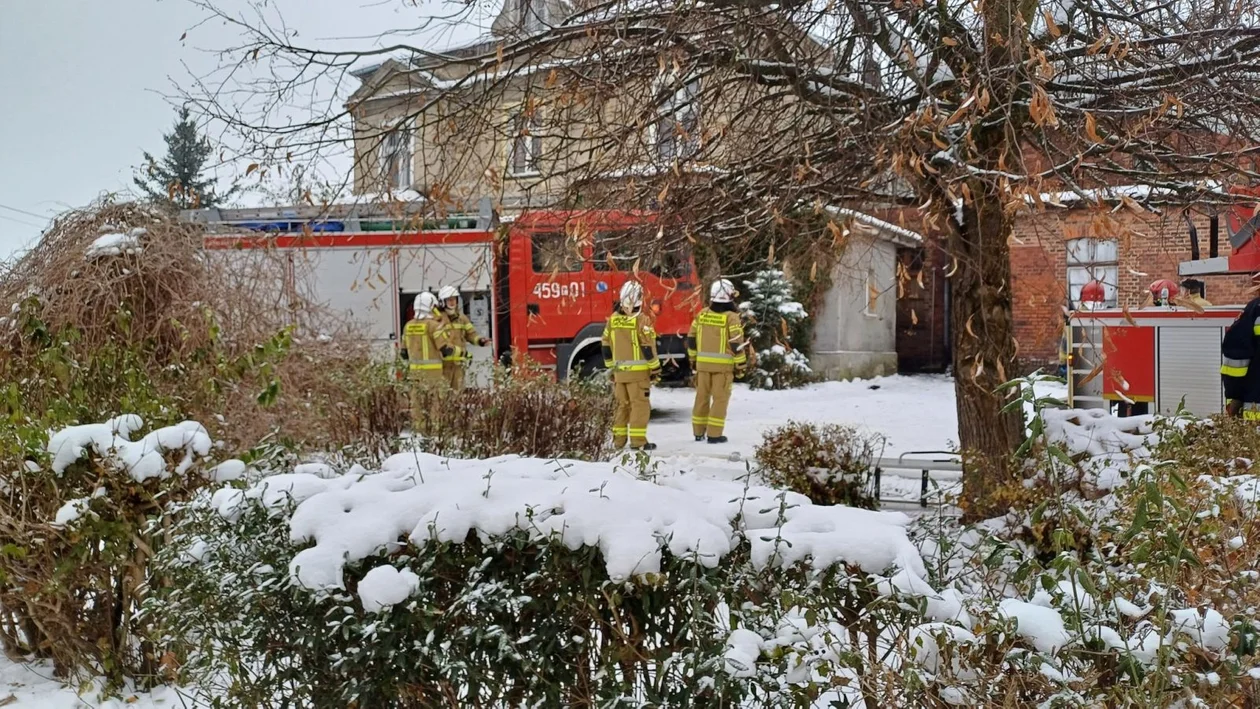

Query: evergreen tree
[738,270,816,390]
[134,107,234,211]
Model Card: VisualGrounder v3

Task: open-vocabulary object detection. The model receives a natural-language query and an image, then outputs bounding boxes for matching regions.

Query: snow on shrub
[227,451,924,589]
[47,414,212,481]
[739,270,818,390]
[1,415,219,685]
[148,450,929,706]
[754,421,883,508]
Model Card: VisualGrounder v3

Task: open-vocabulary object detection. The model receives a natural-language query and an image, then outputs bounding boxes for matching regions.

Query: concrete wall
[810,233,900,380]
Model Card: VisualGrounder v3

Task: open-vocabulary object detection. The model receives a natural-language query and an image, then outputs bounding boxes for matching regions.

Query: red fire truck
[1066,188,1260,417]
[183,202,699,381]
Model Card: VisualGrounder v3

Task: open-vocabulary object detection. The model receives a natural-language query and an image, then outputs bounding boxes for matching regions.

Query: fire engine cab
[1066,189,1260,417]
[182,201,699,382]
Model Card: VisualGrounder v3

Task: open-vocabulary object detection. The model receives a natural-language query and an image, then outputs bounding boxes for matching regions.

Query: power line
[0,202,52,221]
[0,212,42,229]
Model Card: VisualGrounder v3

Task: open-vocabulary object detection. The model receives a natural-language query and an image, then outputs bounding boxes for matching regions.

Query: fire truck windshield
[591,230,691,279]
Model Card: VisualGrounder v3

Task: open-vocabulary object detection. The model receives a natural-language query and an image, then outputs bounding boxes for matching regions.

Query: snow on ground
[649,374,979,506]
[0,657,196,708]
[651,374,961,462]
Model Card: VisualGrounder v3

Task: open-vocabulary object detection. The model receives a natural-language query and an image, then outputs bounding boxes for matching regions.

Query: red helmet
[1149,278,1178,301]
[1080,280,1106,304]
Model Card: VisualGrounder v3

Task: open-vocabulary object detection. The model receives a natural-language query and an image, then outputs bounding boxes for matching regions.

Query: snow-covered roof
[1029,183,1225,208]
[825,206,922,246]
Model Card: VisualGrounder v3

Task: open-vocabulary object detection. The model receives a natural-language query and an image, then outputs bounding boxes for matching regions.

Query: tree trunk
[948,179,1025,521]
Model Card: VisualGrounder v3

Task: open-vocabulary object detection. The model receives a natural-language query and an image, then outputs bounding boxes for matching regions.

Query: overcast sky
[0,0,490,260]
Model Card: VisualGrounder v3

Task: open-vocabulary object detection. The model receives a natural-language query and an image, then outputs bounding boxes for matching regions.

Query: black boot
[633,442,658,451]
[707,436,728,444]
[695,435,706,442]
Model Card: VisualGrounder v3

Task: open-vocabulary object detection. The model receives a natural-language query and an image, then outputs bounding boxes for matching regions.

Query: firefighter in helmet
[1179,279,1212,308]
[437,285,489,391]
[602,280,661,450]
[401,292,454,430]
[1222,284,1260,419]
[687,278,748,443]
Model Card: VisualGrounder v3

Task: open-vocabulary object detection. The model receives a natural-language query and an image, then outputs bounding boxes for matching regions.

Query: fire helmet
[710,278,736,303]
[619,280,644,309]
[415,291,439,315]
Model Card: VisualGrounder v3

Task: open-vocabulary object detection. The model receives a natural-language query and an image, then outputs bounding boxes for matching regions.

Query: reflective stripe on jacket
[441,312,485,363]
[403,317,444,372]
[602,311,660,382]
[687,308,747,373]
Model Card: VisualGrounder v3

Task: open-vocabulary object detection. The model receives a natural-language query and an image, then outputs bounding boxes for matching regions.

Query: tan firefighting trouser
[692,370,734,438]
[612,378,652,449]
[443,361,467,391]
[409,372,445,434]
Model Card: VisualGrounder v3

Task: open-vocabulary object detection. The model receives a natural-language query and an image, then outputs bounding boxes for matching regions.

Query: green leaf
[257,380,281,407]
[1124,498,1150,541]
[1031,500,1049,526]
[1049,445,1076,468]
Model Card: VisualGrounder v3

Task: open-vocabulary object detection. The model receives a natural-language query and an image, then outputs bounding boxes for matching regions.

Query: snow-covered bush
[0,414,217,684]
[134,400,1260,706]
[754,421,883,508]
[719,408,1260,707]
[739,270,819,390]
[147,451,925,706]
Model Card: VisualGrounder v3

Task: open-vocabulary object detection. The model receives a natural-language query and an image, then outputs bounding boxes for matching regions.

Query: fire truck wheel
[574,350,607,380]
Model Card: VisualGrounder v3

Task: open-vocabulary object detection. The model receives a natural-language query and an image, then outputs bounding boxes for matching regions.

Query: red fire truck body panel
[502,210,697,378]
[1101,326,1156,403]
[194,206,697,381]
[1068,308,1241,417]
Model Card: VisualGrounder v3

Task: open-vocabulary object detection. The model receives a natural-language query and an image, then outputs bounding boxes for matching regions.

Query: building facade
[344,5,920,381]
[888,201,1257,374]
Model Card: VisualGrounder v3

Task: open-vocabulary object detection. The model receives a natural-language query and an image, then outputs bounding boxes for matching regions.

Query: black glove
[478,337,489,347]
[440,345,455,358]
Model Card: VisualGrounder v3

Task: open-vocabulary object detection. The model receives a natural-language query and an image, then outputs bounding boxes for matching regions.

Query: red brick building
[892,201,1257,373]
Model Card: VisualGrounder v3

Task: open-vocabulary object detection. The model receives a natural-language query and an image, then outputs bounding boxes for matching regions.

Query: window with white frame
[519,0,548,34]
[380,125,412,190]
[1066,238,1118,307]
[654,75,701,162]
[509,109,542,176]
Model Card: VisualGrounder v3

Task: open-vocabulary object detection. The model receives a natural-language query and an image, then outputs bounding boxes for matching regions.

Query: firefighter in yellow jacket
[688,279,747,443]
[602,280,661,450]
[401,292,454,429]
[437,285,489,391]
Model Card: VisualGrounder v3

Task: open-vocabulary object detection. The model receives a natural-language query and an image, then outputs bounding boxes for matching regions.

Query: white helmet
[438,285,460,302]
[415,291,438,315]
[619,280,644,309]
[710,278,736,303]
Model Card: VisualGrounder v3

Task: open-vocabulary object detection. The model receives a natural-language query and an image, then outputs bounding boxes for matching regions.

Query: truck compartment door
[1156,325,1225,416]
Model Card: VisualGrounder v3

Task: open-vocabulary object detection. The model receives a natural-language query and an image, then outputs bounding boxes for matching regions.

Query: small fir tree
[738,269,816,389]
[134,107,235,211]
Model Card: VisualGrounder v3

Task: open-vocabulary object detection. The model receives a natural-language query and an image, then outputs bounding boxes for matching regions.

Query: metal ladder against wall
[1067,322,1108,410]
[871,450,963,508]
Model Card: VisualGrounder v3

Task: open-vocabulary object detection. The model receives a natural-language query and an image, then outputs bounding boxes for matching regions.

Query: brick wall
[1011,208,1255,365]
